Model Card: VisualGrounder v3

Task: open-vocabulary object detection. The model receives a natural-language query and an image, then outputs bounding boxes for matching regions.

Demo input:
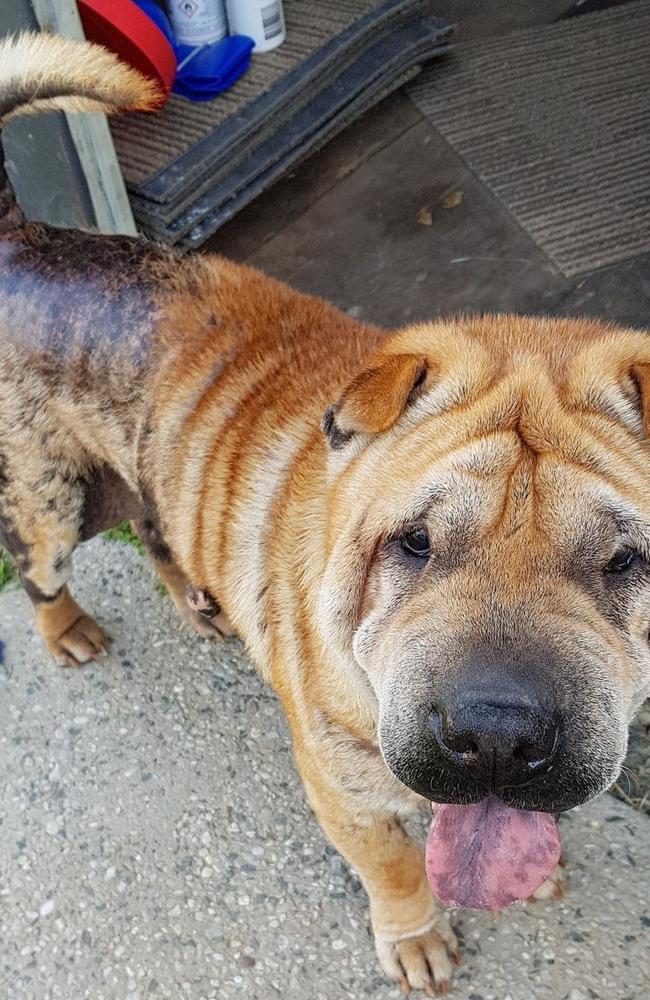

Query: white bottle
[169,0,229,47]
[226,0,286,53]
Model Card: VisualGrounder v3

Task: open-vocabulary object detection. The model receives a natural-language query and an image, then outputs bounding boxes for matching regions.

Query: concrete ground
[209,2,650,332]
[3,2,650,998]
[1,540,650,1000]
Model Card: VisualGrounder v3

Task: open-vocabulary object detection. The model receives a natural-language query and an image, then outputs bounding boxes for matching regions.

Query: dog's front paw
[529,861,566,903]
[375,914,459,995]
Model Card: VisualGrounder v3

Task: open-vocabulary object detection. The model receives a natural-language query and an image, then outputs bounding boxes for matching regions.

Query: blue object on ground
[126,0,252,99]
[172,35,254,101]
[0,639,4,665]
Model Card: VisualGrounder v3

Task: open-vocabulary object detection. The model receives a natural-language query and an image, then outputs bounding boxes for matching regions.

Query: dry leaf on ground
[441,189,464,210]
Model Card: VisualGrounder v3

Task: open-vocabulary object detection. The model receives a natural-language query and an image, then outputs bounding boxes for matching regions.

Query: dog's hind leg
[130,516,236,640]
[31,588,106,667]
[0,450,107,667]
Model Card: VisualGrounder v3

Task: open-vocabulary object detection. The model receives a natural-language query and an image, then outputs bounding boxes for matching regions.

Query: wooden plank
[31,0,137,235]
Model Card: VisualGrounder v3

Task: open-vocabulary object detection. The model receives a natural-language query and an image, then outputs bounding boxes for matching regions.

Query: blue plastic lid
[131,0,175,46]
[173,35,254,101]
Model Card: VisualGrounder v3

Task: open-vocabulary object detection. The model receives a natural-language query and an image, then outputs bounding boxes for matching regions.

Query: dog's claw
[185,583,220,618]
[46,614,108,668]
[377,924,457,996]
[530,863,566,903]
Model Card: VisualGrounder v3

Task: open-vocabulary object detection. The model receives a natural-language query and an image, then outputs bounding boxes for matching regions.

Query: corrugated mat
[407,1,650,277]
[178,67,421,250]
[142,15,452,244]
[113,0,429,204]
[111,0,453,247]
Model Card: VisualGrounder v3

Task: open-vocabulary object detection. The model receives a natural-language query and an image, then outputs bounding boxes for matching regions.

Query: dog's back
[0,35,175,464]
[0,33,174,642]
[0,223,170,384]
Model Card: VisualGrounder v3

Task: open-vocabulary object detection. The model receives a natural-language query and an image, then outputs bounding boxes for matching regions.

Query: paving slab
[0,538,649,1000]
[237,120,569,328]
[554,251,650,329]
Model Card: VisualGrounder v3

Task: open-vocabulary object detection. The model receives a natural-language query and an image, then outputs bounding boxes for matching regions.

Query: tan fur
[2,34,650,995]
[34,588,106,667]
[0,32,161,123]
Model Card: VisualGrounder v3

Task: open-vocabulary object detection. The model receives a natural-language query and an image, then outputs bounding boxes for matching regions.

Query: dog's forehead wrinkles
[364,363,648,514]
[356,436,650,564]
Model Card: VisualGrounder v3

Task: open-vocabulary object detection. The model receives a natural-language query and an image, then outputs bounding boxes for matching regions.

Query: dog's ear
[564,336,650,438]
[322,353,428,449]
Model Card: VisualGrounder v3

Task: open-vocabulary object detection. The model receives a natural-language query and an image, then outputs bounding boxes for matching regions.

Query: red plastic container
[79,0,176,101]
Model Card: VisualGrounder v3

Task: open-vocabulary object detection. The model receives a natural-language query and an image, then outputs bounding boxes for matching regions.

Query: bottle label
[261,2,283,41]
[170,0,228,46]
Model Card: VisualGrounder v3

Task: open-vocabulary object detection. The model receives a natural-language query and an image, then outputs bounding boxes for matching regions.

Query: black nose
[431,699,558,791]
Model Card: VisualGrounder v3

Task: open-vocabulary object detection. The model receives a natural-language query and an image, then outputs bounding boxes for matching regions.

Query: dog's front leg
[298,760,459,995]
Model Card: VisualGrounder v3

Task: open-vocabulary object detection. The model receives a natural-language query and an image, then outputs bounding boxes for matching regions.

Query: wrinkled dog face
[319,318,650,813]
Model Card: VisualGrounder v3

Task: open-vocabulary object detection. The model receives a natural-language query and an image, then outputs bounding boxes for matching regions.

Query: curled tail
[0,31,161,229]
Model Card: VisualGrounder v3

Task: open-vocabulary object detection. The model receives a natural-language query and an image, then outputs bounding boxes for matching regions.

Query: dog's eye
[400,526,430,558]
[604,547,638,574]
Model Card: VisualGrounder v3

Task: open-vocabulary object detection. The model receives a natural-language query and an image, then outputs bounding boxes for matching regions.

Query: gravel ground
[1,538,649,1000]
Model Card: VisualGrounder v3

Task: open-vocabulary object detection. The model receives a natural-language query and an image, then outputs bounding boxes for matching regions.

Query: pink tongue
[425,797,561,910]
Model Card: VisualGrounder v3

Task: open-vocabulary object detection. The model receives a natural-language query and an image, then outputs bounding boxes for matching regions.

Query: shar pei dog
[1,32,649,995]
